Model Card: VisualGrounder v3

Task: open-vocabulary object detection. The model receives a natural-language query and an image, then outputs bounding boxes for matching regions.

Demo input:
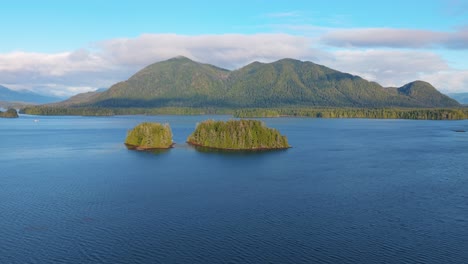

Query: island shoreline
[124,143,175,151]
[186,141,291,151]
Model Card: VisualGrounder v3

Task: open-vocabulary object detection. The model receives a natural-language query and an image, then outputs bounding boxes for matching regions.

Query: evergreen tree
[125,122,173,149]
[187,119,290,150]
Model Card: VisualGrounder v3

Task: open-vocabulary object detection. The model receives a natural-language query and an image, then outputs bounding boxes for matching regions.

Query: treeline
[187,119,290,150]
[20,105,468,120]
[0,109,19,118]
[234,108,468,120]
[21,107,115,116]
[125,122,173,149]
[20,106,232,116]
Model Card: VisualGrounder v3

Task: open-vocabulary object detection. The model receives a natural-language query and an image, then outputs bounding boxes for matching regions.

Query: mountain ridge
[43,56,461,109]
[448,92,468,104]
[0,85,62,104]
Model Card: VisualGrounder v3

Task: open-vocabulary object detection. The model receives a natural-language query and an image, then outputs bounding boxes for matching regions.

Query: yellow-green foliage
[125,122,173,149]
[187,119,290,150]
[234,108,468,120]
[0,109,19,118]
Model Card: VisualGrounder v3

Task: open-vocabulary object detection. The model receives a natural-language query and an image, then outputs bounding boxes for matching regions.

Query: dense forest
[187,119,290,150]
[21,106,468,120]
[0,108,19,118]
[234,108,468,120]
[21,106,232,116]
[125,122,173,150]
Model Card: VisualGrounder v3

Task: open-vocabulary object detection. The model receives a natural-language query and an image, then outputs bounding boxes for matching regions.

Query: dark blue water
[1,115,467,263]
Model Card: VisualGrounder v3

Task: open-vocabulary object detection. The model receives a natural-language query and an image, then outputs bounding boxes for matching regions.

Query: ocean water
[0,115,467,264]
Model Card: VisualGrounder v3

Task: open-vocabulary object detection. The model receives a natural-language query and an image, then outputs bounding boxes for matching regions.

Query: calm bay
[1,115,467,263]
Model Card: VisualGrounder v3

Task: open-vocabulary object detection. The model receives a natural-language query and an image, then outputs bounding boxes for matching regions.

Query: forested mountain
[0,85,61,104]
[390,81,460,107]
[225,59,458,107]
[89,57,229,107]
[40,57,461,108]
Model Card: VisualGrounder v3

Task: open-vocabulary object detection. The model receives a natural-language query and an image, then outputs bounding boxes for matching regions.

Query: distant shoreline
[19,106,468,120]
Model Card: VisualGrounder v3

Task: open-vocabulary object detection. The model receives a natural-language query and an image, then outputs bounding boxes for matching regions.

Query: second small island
[187,119,290,150]
[0,109,19,118]
[125,122,173,150]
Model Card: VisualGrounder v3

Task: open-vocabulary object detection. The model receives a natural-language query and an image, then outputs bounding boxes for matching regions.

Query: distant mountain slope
[51,57,461,108]
[0,85,61,104]
[50,90,104,107]
[95,87,108,93]
[448,93,468,104]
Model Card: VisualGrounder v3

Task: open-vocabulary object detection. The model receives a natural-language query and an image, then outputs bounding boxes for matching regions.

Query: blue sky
[0,0,467,96]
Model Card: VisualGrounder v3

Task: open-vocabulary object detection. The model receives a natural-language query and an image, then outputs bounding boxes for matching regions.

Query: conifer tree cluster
[125,122,173,149]
[234,108,468,120]
[0,109,19,118]
[187,119,290,150]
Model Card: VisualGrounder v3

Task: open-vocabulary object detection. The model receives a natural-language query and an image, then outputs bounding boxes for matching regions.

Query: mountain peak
[275,58,302,63]
[0,85,61,104]
[399,80,437,94]
[46,57,461,109]
[405,80,432,87]
[168,55,194,62]
[397,80,460,107]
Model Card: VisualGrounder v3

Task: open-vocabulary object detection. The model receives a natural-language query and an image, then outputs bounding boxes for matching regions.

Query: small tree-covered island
[187,119,290,150]
[0,109,19,118]
[125,122,173,150]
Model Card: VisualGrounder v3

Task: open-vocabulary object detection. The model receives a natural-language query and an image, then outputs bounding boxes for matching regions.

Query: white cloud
[98,33,323,69]
[0,33,468,97]
[324,49,449,87]
[32,85,97,97]
[1,33,326,97]
[321,28,468,49]
[0,50,110,75]
[327,49,467,93]
[421,70,468,93]
[0,50,130,96]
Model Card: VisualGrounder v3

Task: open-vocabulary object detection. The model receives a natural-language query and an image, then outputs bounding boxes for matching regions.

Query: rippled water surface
[1,115,467,263]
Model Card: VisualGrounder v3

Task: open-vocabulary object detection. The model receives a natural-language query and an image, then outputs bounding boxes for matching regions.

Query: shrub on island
[187,119,290,150]
[125,122,173,150]
[0,109,19,118]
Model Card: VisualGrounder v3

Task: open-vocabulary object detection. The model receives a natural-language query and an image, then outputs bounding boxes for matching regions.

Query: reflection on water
[124,144,173,155]
[189,144,290,156]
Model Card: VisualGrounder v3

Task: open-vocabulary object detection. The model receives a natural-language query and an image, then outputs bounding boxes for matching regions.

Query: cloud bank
[0,32,467,96]
[98,33,321,69]
[321,28,468,49]
[0,34,325,96]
